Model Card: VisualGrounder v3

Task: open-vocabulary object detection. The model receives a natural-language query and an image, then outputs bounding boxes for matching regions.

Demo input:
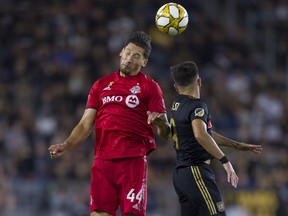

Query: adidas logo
[132,204,139,210]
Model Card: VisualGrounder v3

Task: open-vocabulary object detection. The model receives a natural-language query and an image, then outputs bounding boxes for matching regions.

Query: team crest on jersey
[126,95,139,108]
[195,108,205,117]
[216,201,225,212]
[130,86,141,94]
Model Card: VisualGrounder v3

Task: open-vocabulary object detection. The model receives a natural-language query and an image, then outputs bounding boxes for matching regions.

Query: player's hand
[147,111,170,140]
[147,111,165,125]
[223,162,239,188]
[236,143,263,154]
[48,143,68,159]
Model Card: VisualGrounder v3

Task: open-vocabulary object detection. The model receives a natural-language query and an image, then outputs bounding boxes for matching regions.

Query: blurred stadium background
[0,0,287,215]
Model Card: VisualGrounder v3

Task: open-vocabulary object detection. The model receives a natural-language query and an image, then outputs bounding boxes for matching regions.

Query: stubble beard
[120,67,131,76]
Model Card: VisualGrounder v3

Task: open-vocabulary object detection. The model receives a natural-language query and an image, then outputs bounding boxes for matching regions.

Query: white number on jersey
[126,188,143,203]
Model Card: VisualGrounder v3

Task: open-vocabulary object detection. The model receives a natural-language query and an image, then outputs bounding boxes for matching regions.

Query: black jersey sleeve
[189,100,209,123]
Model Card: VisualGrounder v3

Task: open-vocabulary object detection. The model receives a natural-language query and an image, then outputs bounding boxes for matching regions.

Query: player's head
[125,31,152,58]
[120,31,151,76]
[170,61,199,87]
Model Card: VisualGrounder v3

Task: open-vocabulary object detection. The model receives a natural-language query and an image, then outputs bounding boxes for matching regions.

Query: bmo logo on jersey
[102,95,139,108]
[102,96,123,103]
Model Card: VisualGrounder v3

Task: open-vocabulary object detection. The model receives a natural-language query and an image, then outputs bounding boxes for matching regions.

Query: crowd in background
[0,0,287,215]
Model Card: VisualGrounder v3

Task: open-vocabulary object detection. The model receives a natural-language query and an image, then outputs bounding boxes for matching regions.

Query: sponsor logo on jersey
[130,85,141,94]
[101,95,139,108]
[102,95,123,104]
[195,108,205,117]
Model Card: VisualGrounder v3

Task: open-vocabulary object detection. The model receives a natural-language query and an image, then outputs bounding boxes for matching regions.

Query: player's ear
[174,84,179,93]
[197,78,202,87]
[142,58,148,67]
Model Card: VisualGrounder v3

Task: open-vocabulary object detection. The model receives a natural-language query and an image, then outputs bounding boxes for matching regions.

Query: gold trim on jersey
[191,166,217,215]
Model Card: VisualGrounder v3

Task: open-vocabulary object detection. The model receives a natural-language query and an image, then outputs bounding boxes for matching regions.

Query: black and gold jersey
[171,94,214,167]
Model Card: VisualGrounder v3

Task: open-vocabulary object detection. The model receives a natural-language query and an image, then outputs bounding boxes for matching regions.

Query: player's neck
[179,87,200,99]
[119,70,139,77]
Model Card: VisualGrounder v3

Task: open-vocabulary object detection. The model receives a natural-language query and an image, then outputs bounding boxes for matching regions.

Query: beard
[120,67,130,75]
[120,63,132,76]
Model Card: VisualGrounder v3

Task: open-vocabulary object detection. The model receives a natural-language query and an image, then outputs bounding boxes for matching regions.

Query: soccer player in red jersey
[48,31,171,216]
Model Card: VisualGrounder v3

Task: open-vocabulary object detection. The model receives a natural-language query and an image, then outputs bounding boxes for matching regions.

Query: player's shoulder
[194,98,207,107]
[139,72,157,83]
[192,99,208,112]
[176,95,207,109]
[139,72,161,91]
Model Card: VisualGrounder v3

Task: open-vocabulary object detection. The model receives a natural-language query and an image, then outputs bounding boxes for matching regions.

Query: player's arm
[211,131,263,154]
[48,108,96,158]
[192,119,239,188]
[147,111,171,140]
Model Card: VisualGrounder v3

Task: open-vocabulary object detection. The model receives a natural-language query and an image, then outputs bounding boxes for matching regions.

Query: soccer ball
[155,3,189,36]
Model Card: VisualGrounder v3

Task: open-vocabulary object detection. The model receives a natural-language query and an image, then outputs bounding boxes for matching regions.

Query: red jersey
[86,71,166,159]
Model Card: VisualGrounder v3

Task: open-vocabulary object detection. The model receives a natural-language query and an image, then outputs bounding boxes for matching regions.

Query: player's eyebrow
[126,48,142,57]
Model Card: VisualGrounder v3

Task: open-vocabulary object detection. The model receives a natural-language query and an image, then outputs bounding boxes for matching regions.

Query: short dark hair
[170,61,199,86]
[125,31,152,58]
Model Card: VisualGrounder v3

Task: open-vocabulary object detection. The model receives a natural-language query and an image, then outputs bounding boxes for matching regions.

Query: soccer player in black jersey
[170,61,262,216]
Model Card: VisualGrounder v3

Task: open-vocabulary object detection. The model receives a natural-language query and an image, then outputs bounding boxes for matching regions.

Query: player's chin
[120,67,131,75]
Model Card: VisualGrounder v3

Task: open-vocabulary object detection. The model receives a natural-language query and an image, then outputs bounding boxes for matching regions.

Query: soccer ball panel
[168,27,178,36]
[179,17,189,27]
[157,17,170,27]
[169,5,179,19]
[155,3,189,36]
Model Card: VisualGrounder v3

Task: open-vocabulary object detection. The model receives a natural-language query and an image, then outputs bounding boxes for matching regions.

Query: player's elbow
[194,132,202,142]
[194,132,208,145]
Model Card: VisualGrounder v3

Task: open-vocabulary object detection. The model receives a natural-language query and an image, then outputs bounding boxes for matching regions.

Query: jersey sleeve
[189,101,209,123]
[147,81,166,113]
[86,81,99,109]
